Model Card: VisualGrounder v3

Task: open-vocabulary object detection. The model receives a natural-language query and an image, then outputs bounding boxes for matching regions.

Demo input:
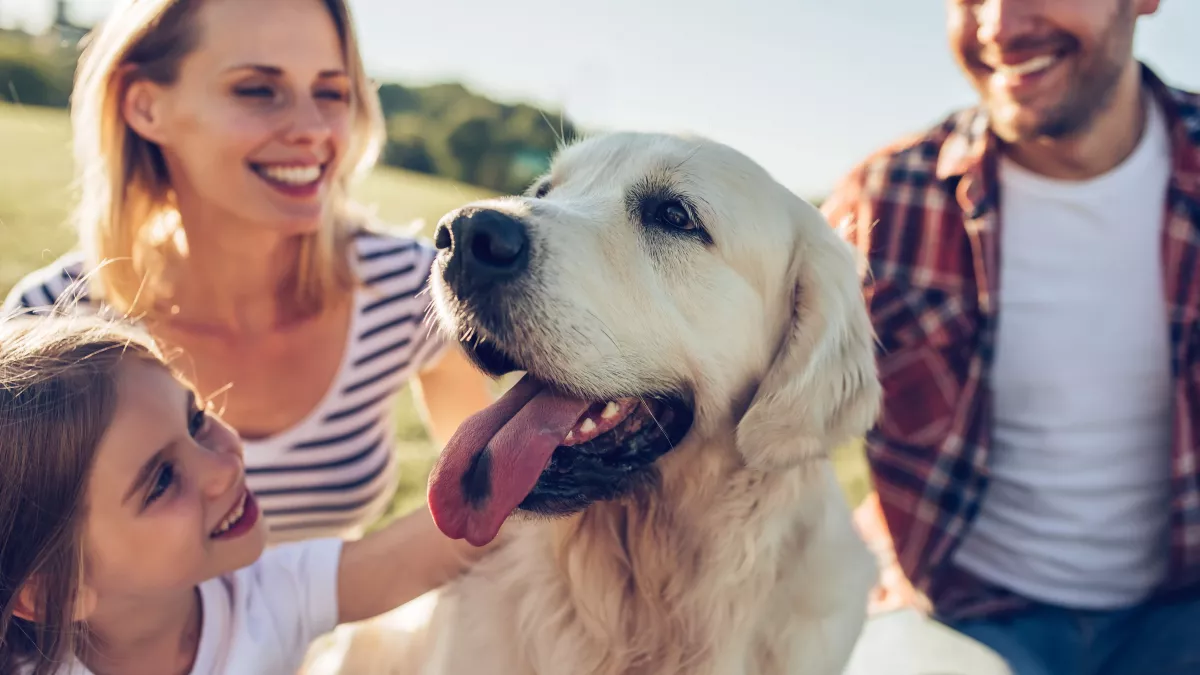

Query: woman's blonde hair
[0,314,170,675]
[70,0,385,317]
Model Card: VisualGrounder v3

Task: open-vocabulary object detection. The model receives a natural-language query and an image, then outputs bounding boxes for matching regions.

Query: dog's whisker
[419,302,446,343]
[585,309,621,354]
[569,324,601,360]
[639,396,676,453]
[672,144,703,174]
[539,109,566,149]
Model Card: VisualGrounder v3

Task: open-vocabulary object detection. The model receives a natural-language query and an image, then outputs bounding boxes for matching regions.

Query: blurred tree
[375,82,579,194]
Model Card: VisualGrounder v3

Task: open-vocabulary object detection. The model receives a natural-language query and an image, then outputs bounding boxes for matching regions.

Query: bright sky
[5,0,1198,197]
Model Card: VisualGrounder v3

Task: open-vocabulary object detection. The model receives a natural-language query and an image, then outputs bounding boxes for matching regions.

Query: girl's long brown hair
[0,314,165,675]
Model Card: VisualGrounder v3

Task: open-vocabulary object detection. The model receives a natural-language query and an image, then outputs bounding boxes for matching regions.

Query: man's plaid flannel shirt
[821,64,1200,621]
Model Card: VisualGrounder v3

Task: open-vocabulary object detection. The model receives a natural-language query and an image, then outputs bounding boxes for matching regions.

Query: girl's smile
[209,489,260,540]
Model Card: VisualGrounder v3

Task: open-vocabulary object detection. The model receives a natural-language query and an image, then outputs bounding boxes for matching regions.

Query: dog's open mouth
[427,342,693,546]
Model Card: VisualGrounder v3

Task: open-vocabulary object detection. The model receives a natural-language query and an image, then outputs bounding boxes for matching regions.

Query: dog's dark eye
[629,184,712,245]
[533,181,552,199]
[655,200,694,230]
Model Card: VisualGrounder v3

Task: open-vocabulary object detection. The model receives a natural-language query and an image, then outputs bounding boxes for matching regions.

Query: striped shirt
[822,64,1200,621]
[2,229,448,543]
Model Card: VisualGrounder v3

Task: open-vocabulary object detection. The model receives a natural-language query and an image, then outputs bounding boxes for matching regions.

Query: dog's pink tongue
[428,373,591,546]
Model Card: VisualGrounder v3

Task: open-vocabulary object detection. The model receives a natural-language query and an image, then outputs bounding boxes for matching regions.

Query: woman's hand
[411,344,497,448]
[336,505,503,625]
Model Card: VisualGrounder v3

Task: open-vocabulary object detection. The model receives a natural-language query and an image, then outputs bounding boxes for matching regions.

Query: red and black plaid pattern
[823,64,1200,621]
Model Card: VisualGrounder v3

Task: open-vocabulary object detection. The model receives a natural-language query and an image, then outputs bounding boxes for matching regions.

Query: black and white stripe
[2,230,448,542]
[2,253,89,315]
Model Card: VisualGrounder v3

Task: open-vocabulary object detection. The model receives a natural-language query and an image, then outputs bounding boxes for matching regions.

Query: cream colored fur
[318,132,882,675]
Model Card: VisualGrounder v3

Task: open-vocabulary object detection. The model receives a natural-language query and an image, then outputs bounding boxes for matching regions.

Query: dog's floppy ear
[735,199,881,471]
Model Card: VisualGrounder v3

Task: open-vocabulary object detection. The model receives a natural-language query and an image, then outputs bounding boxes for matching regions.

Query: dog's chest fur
[417,448,874,675]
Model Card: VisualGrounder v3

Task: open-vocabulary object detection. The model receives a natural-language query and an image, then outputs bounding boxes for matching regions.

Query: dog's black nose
[436,207,530,297]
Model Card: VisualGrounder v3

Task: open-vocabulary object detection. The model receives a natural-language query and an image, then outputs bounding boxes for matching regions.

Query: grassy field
[0,102,870,525]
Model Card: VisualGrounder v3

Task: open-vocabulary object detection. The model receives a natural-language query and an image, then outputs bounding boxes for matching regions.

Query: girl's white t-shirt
[24,538,343,675]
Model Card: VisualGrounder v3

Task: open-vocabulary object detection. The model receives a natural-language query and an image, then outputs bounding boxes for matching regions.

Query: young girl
[0,315,496,675]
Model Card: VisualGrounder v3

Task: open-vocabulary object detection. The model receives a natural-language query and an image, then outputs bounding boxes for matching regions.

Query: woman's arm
[411,344,497,447]
[336,505,501,624]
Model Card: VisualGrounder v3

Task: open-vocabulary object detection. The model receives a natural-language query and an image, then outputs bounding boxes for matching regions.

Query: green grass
[0,103,78,293]
[0,102,870,526]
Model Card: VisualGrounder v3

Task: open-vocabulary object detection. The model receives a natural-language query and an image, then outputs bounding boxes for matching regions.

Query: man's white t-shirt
[27,538,343,675]
[952,93,1174,609]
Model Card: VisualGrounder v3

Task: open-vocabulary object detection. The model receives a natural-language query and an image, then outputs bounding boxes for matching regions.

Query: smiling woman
[2,0,496,546]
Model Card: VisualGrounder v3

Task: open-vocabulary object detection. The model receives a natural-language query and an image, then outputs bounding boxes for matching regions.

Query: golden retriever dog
[321,131,882,675]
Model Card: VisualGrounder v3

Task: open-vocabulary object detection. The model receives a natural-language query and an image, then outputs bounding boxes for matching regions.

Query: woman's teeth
[212,493,247,536]
[257,164,322,185]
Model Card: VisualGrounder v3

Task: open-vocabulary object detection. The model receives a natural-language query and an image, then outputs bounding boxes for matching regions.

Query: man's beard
[986,2,1137,143]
